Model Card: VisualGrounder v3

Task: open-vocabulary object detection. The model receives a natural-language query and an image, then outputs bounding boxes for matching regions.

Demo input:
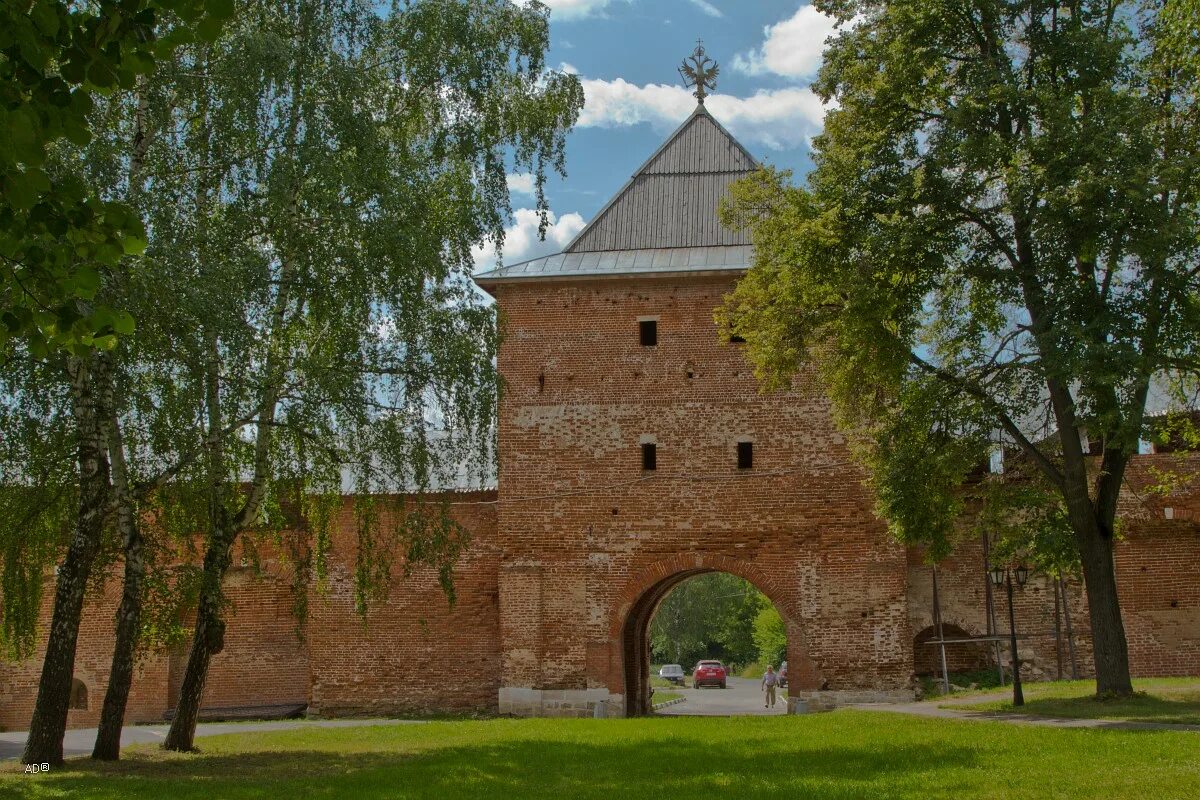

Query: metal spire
[678,38,719,105]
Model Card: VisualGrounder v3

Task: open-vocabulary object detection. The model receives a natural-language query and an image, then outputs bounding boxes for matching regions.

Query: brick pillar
[498,564,543,713]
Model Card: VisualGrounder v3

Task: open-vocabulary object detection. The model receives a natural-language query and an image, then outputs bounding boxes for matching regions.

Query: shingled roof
[475,104,758,287]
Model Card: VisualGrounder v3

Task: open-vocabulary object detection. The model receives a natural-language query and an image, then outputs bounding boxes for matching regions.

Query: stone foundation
[788,689,917,714]
[498,687,620,718]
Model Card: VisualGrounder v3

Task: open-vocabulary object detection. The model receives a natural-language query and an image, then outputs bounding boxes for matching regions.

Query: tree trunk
[1059,578,1080,680]
[1074,522,1133,696]
[91,398,145,761]
[162,517,235,751]
[22,356,110,766]
[90,524,144,760]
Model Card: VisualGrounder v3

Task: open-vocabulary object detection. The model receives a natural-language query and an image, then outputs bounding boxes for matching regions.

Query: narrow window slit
[642,442,657,471]
[737,441,753,470]
[639,319,657,347]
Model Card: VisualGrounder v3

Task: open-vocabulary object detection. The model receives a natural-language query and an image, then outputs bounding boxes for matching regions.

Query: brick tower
[475,104,917,716]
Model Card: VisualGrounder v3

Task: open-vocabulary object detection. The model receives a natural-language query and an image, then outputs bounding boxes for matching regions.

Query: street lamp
[989,563,1029,707]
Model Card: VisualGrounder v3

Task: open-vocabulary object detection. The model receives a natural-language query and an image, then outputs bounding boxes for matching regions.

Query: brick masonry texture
[1,275,1198,729]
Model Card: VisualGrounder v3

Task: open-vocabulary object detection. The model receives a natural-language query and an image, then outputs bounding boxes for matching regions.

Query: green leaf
[9,109,41,163]
[122,234,148,255]
[30,1,61,37]
[4,172,38,210]
[195,16,225,43]
[111,310,136,335]
[70,265,101,299]
[208,0,236,22]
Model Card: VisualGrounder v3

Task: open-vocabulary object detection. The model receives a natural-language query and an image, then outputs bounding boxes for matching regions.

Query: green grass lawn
[651,691,683,705]
[919,668,1006,697]
[945,677,1200,725]
[3,711,1198,799]
[650,675,688,689]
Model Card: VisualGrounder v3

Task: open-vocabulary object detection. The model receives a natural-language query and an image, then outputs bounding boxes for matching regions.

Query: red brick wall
[306,492,501,717]
[1115,521,1200,677]
[170,565,311,713]
[0,573,170,732]
[909,541,1097,682]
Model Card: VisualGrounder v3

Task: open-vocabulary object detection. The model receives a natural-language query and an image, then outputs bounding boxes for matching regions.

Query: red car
[692,660,727,689]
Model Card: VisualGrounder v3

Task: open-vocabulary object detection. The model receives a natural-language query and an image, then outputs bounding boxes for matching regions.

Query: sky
[474,0,847,271]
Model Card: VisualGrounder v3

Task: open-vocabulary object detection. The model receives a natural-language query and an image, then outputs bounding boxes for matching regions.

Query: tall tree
[154,0,581,751]
[720,0,1199,696]
[5,0,235,767]
[1,0,232,355]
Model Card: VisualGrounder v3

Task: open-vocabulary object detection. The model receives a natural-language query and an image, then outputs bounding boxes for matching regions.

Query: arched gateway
[616,555,812,716]
[476,99,917,717]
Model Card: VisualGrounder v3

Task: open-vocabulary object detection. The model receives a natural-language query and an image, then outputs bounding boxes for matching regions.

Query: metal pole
[932,565,950,694]
[1059,577,1080,680]
[1006,572,1024,707]
[1053,574,1063,680]
[982,533,1004,685]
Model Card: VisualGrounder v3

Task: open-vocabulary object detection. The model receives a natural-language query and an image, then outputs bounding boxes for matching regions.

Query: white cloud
[577,77,828,150]
[507,173,537,196]
[686,0,723,17]
[732,5,846,79]
[473,208,587,271]
[532,0,631,21]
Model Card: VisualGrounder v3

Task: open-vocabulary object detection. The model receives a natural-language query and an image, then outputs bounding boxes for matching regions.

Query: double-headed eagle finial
[678,38,719,105]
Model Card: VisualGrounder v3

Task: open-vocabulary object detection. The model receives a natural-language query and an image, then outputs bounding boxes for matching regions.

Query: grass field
[945,677,1200,725]
[2,711,1197,799]
[651,691,683,705]
[650,675,686,689]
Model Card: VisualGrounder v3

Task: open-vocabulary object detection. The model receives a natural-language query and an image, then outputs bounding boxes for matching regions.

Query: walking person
[762,664,778,709]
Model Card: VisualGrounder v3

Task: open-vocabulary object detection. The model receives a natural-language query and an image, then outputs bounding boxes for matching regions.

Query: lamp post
[989,564,1029,707]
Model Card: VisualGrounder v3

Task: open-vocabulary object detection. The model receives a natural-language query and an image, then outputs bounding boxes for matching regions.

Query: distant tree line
[649,573,787,669]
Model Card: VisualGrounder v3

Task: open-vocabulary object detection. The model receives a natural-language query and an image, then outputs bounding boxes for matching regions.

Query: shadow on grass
[984,693,1200,725]
[4,729,978,800]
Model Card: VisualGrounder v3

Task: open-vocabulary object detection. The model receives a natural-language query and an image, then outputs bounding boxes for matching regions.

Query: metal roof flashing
[473,245,754,291]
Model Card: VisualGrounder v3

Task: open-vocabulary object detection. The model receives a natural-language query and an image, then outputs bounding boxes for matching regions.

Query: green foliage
[117,0,578,624]
[0,354,75,659]
[649,573,769,668]
[720,0,1200,570]
[752,605,787,668]
[0,0,233,356]
[1,0,581,669]
[976,467,1082,579]
[1161,0,1200,75]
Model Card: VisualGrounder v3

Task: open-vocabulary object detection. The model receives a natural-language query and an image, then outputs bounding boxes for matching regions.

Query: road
[0,718,423,762]
[656,676,788,717]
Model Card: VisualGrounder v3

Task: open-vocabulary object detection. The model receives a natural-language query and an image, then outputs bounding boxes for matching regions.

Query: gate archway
[611,554,819,716]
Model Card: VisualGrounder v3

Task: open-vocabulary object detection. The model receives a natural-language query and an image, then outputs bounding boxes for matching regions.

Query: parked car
[693,660,727,689]
[658,664,685,685]
[778,661,788,688]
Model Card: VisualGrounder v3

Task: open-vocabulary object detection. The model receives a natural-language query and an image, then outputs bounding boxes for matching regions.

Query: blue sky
[475,1,846,268]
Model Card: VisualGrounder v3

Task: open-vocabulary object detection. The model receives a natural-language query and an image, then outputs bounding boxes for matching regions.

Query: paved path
[657,676,787,717]
[850,699,1200,732]
[0,718,423,762]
